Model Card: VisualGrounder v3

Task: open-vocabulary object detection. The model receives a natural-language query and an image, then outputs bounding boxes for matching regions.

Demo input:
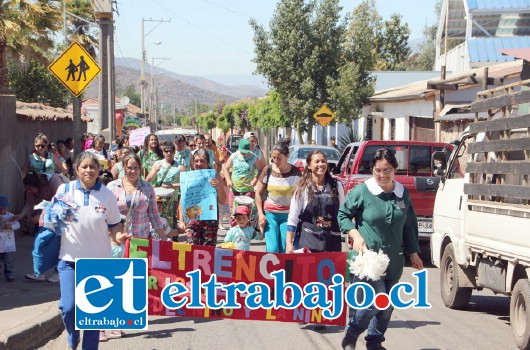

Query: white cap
[244,131,256,139]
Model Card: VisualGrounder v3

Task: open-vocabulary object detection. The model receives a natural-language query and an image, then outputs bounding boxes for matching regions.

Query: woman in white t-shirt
[56,152,128,350]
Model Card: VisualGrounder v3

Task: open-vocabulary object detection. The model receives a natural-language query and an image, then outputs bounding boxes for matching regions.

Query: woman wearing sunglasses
[22,133,68,179]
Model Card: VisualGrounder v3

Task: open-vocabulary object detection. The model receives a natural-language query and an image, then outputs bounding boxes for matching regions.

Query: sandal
[108,330,124,338]
[99,330,108,342]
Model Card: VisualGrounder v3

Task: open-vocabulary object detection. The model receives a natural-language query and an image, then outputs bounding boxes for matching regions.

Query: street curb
[0,301,64,350]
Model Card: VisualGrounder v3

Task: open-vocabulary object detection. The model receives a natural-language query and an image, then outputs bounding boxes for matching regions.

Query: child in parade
[0,195,20,282]
[223,205,255,251]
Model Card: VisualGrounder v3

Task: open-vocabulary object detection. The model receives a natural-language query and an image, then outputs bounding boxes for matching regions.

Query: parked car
[226,134,243,155]
[288,145,341,172]
[332,140,452,244]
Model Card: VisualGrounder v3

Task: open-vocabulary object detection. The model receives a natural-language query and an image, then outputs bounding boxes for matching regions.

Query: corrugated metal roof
[468,36,530,62]
[467,0,530,10]
[371,71,441,91]
[442,1,530,39]
[369,60,522,103]
[436,113,487,122]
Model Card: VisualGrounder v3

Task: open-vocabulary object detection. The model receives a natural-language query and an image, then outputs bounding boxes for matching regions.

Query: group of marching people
[4,129,423,350]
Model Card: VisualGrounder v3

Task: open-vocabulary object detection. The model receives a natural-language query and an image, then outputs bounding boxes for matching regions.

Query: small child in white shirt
[0,195,20,282]
[224,205,255,251]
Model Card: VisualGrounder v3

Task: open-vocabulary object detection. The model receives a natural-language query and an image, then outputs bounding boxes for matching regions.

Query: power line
[152,0,252,55]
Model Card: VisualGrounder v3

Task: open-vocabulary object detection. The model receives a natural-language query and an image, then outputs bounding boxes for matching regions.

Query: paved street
[35,238,519,350]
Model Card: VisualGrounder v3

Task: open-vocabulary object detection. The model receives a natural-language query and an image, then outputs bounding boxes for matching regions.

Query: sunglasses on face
[35,144,47,149]
[163,149,174,153]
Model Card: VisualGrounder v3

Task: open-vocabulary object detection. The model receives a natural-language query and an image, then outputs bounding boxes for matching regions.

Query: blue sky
[114,0,438,82]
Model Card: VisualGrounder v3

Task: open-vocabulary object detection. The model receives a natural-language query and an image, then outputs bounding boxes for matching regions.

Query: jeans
[264,211,289,253]
[58,259,99,350]
[0,252,14,277]
[345,276,399,347]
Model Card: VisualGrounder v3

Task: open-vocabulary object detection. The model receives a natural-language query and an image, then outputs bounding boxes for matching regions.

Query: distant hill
[115,57,267,99]
[83,58,268,109]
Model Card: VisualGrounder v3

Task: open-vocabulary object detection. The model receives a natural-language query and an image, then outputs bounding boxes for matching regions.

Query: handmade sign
[129,126,151,147]
[0,230,16,253]
[180,169,217,222]
[125,238,348,325]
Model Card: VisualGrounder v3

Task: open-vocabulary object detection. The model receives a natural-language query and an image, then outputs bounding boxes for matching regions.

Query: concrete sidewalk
[0,233,63,350]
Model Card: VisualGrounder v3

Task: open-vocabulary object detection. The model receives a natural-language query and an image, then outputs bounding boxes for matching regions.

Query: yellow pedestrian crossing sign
[48,41,101,97]
[313,104,336,127]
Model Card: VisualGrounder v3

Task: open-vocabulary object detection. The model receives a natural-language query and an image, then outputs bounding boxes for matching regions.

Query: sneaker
[107,330,124,338]
[47,272,60,283]
[99,330,108,342]
[6,275,15,282]
[313,324,326,331]
[367,345,387,350]
[25,273,46,281]
[341,334,358,350]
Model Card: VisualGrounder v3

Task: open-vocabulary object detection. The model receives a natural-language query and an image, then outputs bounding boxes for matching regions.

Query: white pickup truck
[431,80,530,350]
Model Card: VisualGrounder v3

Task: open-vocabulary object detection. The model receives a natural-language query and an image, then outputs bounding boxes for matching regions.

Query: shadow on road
[391,319,441,329]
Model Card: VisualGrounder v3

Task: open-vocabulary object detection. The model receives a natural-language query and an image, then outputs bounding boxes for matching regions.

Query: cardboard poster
[180,169,217,222]
[129,126,151,147]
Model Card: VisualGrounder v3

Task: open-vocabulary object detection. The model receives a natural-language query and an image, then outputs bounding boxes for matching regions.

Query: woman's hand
[225,179,233,188]
[258,214,267,228]
[178,221,186,233]
[410,253,424,270]
[286,241,294,254]
[349,229,366,252]
[250,178,257,187]
[209,178,219,188]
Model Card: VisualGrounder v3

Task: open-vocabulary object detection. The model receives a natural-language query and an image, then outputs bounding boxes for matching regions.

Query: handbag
[32,182,71,277]
[261,165,273,202]
[298,221,326,252]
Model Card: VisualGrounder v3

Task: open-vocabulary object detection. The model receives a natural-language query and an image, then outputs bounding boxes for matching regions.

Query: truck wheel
[511,279,530,350]
[440,243,472,308]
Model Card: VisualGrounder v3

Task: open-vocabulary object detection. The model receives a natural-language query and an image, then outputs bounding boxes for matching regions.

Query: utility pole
[94,0,114,141]
[140,18,170,125]
[149,56,170,131]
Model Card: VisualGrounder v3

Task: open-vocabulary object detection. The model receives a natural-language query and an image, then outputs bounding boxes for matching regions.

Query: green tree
[248,90,287,131]
[119,84,141,107]
[251,0,350,143]
[198,112,216,132]
[0,0,62,88]
[377,14,411,70]
[64,0,98,56]
[8,59,70,107]
[331,0,378,120]
[217,104,237,133]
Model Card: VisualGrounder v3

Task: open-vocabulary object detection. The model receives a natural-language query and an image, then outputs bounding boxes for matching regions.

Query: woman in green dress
[138,133,163,181]
[338,148,423,350]
[146,143,185,228]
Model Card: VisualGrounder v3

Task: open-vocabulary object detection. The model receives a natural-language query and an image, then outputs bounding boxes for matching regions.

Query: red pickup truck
[332,140,451,242]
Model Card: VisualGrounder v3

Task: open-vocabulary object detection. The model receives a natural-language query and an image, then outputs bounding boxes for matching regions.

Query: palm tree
[0,0,62,89]
[65,0,98,56]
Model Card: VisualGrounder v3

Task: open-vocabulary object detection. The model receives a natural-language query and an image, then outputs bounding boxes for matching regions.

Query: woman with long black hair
[285,149,345,254]
[138,133,163,180]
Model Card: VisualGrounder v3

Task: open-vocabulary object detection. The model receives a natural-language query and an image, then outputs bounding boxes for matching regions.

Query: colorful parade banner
[180,169,217,222]
[126,238,348,325]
